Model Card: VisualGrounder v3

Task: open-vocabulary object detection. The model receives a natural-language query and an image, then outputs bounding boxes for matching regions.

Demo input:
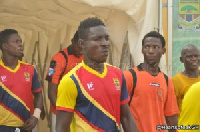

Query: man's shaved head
[181,44,200,57]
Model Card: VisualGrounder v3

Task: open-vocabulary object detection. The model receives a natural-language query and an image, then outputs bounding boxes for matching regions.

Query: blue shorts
[0,125,30,132]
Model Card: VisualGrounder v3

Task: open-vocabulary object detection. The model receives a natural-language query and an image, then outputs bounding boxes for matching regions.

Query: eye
[144,46,150,49]
[105,36,109,41]
[154,46,160,49]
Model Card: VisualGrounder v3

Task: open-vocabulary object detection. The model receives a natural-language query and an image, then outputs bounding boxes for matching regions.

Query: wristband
[33,108,41,119]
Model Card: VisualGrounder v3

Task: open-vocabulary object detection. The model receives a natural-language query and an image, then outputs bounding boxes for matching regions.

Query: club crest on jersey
[113,78,120,90]
[48,68,55,76]
[24,72,30,82]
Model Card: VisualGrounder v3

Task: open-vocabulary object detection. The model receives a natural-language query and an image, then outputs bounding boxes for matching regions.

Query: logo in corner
[113,78,120,90]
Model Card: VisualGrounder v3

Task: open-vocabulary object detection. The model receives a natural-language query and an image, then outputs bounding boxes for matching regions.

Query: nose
[148,47,154,54]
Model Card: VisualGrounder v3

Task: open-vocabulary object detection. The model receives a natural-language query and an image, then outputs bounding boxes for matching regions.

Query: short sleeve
[45,53,66,84]
[164,77,179,116]
[56,74,78,112]
[123,70,133,95]
[120,74,130,104]
[32,68,41,92]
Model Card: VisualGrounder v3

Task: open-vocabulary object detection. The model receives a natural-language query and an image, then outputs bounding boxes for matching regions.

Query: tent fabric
[0,0,167,131]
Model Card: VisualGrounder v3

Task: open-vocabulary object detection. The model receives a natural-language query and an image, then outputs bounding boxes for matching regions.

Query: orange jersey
[124,64,179,132]
[46,46,83,113]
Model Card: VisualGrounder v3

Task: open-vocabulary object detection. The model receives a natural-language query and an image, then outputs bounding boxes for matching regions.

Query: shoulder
[20,61,35,69]
[106,63,122,74]
[62,63,82,79]
[172,72,182,79]
[52,48,68,61]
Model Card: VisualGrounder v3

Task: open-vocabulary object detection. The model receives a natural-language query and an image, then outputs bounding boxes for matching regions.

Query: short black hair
[72,31,79,42]
[142,31,166,48]
[78,17,105,40]
[0,29,18,50]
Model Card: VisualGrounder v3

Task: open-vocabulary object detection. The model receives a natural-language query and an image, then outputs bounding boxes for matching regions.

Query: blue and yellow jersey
[0,60,41,127]
[56,61,129,132]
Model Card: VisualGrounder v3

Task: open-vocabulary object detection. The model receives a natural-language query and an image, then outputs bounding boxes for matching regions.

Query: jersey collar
[0,59,21,73]
[137,63,161,72]
[82,61,107,78]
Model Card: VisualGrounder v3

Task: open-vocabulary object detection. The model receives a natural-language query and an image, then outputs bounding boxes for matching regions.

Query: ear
[1,43,8,51]
[78,39,85,50]
[180,57,183,63]
[162,47,166,55]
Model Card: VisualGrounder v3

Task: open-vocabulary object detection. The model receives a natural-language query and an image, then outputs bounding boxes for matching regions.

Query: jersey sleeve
[164,77,179,116]
[123,70,133,95]
[32,68,41,93]
[120,74,130,105]
[45,53,66,84]
[56,74,78,112]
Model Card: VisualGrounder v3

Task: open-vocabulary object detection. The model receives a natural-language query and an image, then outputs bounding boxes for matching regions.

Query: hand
[40,106,46,120]
[23,116,38,131]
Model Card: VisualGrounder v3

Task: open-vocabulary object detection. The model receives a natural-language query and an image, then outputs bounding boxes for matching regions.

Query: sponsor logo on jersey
[87,82,94,90]
[149,83,160,87]
[1,75,6,82]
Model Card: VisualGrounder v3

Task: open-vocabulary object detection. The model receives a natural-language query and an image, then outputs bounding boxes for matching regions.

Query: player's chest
[0,69,32,89]
[77,74,122,98]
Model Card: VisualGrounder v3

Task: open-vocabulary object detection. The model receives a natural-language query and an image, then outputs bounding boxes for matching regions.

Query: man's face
[181,48,200,70]
[83,25,110,63]
[142,37,165,65]
[3,33,23,57]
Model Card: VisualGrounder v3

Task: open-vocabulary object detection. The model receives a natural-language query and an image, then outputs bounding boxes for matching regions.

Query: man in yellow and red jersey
[0,29,43,132]
[56,17,137,132]
[45,31,83,132]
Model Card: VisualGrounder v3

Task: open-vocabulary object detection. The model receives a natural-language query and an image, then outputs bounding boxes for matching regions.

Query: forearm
[56,111,73,132]
[49,92,57,108]
[165,115,178,132]
[48,82,58,108]
[33,92,43,109]
[121,104,138,132]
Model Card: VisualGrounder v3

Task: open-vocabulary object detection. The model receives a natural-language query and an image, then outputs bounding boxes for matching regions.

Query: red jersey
[0,60,41,127]
[56,61,129,131]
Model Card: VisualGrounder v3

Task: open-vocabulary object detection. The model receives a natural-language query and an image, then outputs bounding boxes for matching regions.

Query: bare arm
[165,115,178,132]
[48,82,58,108]
[121,103,138,132]
[23,91,43,131]
[56,110,73,132]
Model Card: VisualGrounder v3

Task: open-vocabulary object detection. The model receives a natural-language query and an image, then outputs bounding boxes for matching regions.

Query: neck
[2,55,19,70]
[84,60,104,74]
[183,69,199,78]
[143,62,160,76]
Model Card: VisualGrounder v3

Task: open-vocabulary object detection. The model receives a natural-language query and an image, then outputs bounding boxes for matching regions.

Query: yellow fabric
[70,113,98,132]
[82,61,107,78]
[172,72,200,116]
[0,82,30,112]
[0,60,20,73]
[0,105,24,126]
[56,65,79,110]
[178,82,200,132]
